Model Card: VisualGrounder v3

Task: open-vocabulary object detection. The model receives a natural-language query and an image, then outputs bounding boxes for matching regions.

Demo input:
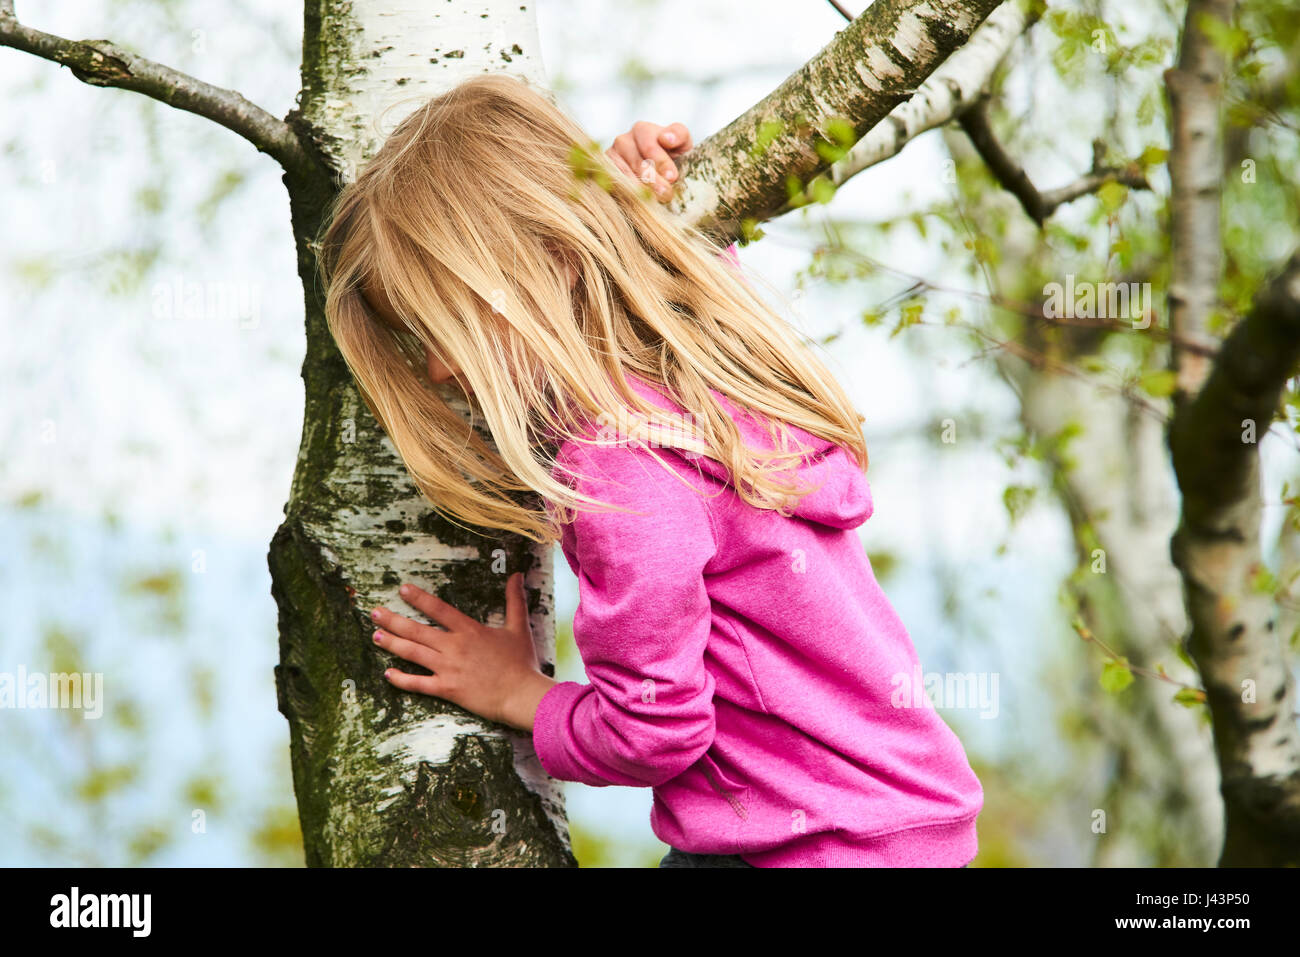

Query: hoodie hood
[618,374,873,530]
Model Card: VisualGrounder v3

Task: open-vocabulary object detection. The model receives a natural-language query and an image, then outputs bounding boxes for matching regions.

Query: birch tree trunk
[270,0,574,867]
[1164,0,1300,866]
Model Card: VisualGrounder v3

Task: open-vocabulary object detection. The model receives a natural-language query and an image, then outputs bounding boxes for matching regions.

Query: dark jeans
[658,847,756,868]
[658,846,973,868]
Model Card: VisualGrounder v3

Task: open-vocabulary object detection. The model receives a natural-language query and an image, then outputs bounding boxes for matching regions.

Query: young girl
[318,73,983,868]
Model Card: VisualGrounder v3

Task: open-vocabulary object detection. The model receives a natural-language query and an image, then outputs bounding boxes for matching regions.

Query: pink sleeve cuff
[530,680,593,783]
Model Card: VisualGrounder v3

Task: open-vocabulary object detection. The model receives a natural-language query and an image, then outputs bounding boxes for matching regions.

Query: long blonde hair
[317,72,868,545]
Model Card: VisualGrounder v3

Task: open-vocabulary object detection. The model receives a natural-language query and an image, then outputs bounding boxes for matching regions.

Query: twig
[958,96,1152,226]
[769,232,1222,359]
[826,0,855,21]
[0,7,318,181]
[1072,618,1206,696]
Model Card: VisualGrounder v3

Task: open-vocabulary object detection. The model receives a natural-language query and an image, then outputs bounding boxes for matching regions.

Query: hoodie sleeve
[532,439,719,788]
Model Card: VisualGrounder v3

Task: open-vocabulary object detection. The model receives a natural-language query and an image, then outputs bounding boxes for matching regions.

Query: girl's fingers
[606,147,635,181]
[607,133,641,181]
[398,582,479,632]
[638,158,669,196]
[608,141,666,199]
[371,606,443,647]
[659,122,692,157]
[608,127,675,199]
[503,572,529,635]
[374,628,440,671]
[631,121,677,184]
[382,666,446,699]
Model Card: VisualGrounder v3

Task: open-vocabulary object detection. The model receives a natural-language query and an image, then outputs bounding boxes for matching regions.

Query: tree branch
[672,0,1006,242]
[0,6,318,181]
[1168,249,1300,864]
[957,98,1151,226]
[805,0,1034,196]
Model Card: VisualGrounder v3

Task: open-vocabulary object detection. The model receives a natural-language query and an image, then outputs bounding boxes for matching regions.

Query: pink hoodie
[532,374,984,867]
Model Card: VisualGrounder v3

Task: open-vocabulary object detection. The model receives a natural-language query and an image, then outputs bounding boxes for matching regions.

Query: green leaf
[1195,11,1251,59]
[1002,484,1036,523]
[1097,180,1128,214]
[810,176,836,204]
[1172,687,1205,708]
[1100,658,1134,693]
[1251,563,1278,595]
[751,119,785,159]
[889,298,924,338]
[76,764,138,801]
[971,234,999,266]
[1138,369,1177,397]
[566,140,612,192]
[785,173,808,204]
[814,116,856,163]
[1138,145,1168,168]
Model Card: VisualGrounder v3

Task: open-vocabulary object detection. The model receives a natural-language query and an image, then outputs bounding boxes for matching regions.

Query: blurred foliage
[4,502,302,866]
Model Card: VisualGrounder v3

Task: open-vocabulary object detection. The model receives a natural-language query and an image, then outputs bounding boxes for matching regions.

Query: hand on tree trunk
[370,573,556,731]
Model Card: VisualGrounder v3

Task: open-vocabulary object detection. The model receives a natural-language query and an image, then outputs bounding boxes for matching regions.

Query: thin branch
[957,97,1152,226]
[826,0,856,21]
[954,318,1170,424]
[769,229,1221,359]
[1072,617,1206,695]
[0,7,318,181]
[763,231,1180,422]
[1172,250,1300,529]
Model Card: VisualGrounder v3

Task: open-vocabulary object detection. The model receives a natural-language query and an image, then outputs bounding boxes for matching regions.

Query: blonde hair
[317,72,868,545]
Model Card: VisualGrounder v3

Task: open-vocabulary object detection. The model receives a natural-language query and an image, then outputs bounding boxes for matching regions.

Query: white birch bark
[810,0,1030,194]
[275,0,574,866]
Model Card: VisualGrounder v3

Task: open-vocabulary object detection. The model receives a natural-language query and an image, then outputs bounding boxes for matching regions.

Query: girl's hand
[606,121,693,201]
[370,572,556,732]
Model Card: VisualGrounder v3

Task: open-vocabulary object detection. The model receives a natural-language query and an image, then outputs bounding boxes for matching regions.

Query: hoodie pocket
[716,615,769,714]
[699,752,750,821]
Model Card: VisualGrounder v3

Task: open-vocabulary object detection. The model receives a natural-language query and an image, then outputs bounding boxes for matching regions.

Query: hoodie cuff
[531,680,592,783]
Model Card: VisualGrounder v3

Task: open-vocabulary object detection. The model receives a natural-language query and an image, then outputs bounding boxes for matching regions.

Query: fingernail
[399,584,411,596]
[370,609,381,621]
[373,630,384,643]
[663,132,676,144]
